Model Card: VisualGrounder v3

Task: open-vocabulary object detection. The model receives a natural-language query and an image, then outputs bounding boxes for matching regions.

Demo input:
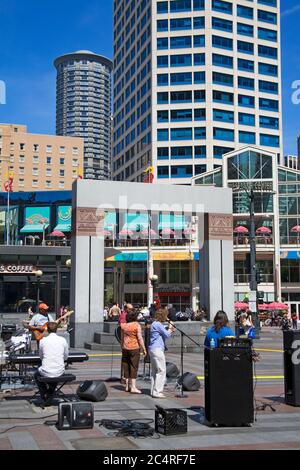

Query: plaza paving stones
[0,328,298,450]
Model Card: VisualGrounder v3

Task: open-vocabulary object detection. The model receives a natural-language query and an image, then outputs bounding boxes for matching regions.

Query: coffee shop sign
[0,265,35,274]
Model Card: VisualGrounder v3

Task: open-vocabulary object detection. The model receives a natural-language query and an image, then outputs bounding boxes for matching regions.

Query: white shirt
[38,333,69,378]
[29,313,54,327]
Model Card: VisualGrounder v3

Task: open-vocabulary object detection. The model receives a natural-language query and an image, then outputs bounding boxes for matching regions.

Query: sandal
[130,389,142,394]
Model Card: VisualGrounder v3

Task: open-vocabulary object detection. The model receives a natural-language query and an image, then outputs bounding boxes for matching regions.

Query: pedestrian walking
[292,312,298,330]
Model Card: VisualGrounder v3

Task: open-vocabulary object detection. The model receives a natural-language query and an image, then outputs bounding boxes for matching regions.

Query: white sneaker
[152,393,166,398]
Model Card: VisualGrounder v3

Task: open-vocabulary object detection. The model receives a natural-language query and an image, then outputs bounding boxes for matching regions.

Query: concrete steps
[84,321,209,352]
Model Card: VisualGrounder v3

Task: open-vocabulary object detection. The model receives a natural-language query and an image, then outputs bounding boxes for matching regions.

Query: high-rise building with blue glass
[112,0,282,184]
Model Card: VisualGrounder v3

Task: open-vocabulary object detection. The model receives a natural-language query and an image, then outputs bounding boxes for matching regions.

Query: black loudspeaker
[57,402,94,430]
[1,324,17,342]
[205,347,254,426]
[283,330,300,406]
[178,372,201,391]
[76,380,108,402]
[166,362,180,378]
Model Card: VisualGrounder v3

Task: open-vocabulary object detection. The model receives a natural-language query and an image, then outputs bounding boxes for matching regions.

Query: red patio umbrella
[50,230,65,237]
[256,227,272,234]
[234,226,249,234]
[267,302,289,311]
[234,301,249,310]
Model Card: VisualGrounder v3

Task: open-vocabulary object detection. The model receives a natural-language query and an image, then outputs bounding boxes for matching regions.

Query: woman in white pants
[149,308,175,398]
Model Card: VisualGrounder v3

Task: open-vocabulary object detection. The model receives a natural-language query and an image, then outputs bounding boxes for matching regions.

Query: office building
[0,124,84,192]
[54,51,113,180]
[284,154,298,170]
[113,0,282,184]
[194,145,300,317]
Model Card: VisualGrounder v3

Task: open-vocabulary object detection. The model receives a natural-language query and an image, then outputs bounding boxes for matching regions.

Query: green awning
[53,224,71,233]
[20,224,49,234]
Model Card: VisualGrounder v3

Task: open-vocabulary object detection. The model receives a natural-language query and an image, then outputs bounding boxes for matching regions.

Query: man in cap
[28,303,55,348]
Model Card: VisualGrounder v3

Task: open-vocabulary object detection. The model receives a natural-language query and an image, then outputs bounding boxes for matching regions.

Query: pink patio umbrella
[256,227,272,234]
[183,227,197,236]
[234,301,249,310]
[140,228,158,238]
[50,230,65,237]
[234,226,249,234]
[258,303,269,311]
[161,228,175,237]
[119,229,134,238]
[103,230,113,238]
[267,302,289,311]
[291,226,300,233]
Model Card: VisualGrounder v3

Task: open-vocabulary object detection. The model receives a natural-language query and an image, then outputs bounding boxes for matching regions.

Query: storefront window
[160,261,190,284]
[125,262,147,284]
[281,260,300,283]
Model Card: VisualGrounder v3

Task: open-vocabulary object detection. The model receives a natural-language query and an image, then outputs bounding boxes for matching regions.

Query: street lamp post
[248,189,260,338]
[35,270,43,313]
[149,274,159,309]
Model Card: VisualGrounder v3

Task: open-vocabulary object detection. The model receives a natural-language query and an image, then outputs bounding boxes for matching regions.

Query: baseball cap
[39,303,49,311]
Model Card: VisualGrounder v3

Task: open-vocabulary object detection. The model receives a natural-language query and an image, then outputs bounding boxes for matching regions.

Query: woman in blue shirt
[204,311,235,348]
[149,308,175,398]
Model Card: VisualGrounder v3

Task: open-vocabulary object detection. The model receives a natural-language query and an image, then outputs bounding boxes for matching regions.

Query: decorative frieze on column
[73,208,104,237]
[207,214,233,241]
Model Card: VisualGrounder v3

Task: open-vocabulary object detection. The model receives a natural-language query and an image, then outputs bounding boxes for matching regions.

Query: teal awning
[53,224,71,233]
[20,224,49,234]
[104,212,117,230]
[123,213,149,231]
[158,214,187,230]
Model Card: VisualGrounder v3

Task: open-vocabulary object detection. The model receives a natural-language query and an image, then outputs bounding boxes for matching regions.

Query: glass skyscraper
[112,0,282,184]
[54,50,113,180]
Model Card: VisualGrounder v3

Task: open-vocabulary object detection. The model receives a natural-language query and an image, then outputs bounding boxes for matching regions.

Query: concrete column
[199,214,234,321]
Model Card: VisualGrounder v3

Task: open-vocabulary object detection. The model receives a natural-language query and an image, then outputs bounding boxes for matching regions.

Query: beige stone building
[0,124,84,191]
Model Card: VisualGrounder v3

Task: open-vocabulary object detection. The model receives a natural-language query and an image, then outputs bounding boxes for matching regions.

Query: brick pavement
[0,329,298,450]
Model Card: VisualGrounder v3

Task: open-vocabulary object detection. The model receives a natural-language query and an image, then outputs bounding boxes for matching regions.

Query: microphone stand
[165,319,201,398]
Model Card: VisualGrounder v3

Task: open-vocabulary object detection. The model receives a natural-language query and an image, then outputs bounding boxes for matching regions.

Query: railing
[23,239,71,247]
[234,273,274,284]
[105,239,192,248]
[234,235,274,246]
[280,236,300,246]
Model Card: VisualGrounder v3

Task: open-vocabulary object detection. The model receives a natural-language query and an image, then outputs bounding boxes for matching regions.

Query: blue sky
[0,0,299,155]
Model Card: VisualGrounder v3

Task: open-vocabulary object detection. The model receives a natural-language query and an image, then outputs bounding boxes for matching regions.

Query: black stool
[32,374,76,407]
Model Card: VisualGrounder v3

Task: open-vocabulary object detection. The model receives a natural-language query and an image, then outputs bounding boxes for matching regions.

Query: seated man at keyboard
[34,322,69,404]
